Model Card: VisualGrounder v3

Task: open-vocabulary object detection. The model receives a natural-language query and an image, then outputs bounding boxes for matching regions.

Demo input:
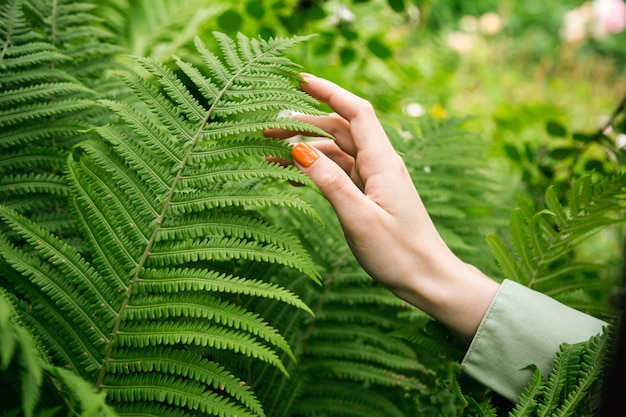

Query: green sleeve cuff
[460,279,606,402]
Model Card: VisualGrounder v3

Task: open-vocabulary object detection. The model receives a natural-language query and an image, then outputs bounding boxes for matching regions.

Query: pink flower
[593,0,626,37]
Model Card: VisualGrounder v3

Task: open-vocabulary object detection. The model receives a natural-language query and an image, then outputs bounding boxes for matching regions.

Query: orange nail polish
[292,143,318,167]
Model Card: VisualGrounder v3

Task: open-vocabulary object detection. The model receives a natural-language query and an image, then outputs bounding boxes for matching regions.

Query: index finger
[300,74,395,159]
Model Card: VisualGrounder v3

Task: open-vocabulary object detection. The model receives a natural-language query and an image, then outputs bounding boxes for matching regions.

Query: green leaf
[546,120,567,137]
[245,1,265,18]
[549,147,575,160]
[387,0,406,13]
[366,37,392,59]
[218,9,243,32]
[340,47,356,65]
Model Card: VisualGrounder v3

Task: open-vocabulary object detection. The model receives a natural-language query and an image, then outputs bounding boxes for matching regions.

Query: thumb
[291,142,365,213]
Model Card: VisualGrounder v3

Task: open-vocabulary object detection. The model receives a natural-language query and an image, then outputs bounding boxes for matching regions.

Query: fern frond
[0,148,67,171]
[43,364,119,417]
[1,30,329,417]
[324,287,411,307]
[487,174,626,310]
[189,136,295,162]
[0,173,70,198]
[0,98,94,127]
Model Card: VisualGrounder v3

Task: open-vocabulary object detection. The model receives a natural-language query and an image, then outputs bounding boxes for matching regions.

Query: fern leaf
[508,365,543,417]
[107,348,264,417]
[487,174,626,308]
[535,344,579,417]
[509,208,534,278]
[123,293,295,361]
[544,186,569,228]
[116,321,289,376]
[103,373,258,417]
[324,287,410,308]
[0,98,94,127]
[303,343,421,371]
[44,364,118,417]
[0,289,44,417]
[312,360,424,389]
[148,237,319,279]
[189,136,303,167]
[486,232,526,282]
[0,0,117,247]
[552,332,608,416]
[295,384,407,417]
[136,267,313,315]
[135,57,207,125]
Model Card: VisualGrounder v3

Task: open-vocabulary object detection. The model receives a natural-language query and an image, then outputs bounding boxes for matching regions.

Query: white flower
[616,133,626,149]
[446,31,476,55]
[561,3,594,43]
[479,12,504,35]
[403,102,425,118]
[328,5,355,25]
[460,15,479,33]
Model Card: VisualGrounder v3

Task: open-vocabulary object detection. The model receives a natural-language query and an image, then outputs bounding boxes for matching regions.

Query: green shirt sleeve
[460,279,607,402]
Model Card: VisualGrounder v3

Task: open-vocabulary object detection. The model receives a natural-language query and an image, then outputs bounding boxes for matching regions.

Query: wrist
[395,250,500,342]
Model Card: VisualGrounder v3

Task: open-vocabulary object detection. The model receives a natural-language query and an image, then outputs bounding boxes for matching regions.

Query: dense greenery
[1,0,625,416]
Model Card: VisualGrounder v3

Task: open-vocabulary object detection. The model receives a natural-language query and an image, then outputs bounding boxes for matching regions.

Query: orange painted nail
[292,142,318,167]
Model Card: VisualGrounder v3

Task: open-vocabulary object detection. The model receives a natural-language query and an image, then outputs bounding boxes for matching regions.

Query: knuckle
[320,167,349,194]
[355,97,375,115]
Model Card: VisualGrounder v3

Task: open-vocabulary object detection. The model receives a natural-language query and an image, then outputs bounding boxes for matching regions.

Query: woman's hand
[266,74,499,342]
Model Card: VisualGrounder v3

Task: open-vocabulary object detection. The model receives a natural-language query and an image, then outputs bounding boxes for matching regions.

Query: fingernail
[292,142,318,167]
[300,72,316,81]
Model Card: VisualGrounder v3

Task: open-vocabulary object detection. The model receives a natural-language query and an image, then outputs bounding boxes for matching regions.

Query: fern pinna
[0,31,329,416]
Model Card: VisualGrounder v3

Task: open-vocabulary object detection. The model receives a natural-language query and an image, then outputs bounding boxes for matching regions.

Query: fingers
[300,74,395,159]
[291,142,372,217]
[264,113,356,157]
[267,140,354,175]
[307,140,354,174]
